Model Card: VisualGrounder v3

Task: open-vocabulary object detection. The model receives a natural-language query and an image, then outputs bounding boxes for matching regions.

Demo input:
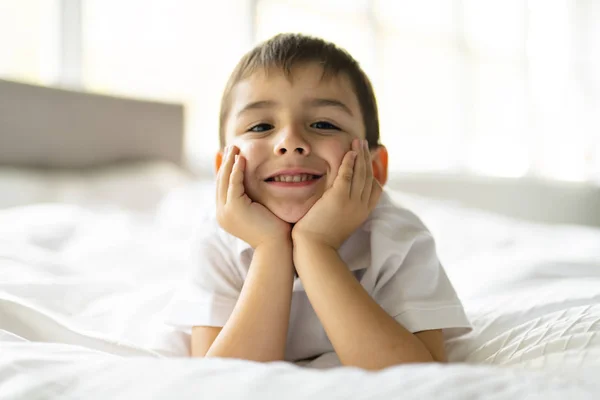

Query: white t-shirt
[164,191,471,362]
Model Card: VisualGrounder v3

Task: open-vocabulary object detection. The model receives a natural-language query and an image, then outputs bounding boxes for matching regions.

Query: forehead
[229,63,361,114]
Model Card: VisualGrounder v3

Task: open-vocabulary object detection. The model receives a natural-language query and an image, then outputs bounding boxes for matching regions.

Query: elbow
[190,349,206,358]
[202,348,286,363]
[341,351,436,371]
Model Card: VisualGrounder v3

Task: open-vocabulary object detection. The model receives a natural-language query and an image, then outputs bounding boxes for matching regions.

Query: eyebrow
[236,100,277,117]
[236,98,354,118]
[305,98,354,117]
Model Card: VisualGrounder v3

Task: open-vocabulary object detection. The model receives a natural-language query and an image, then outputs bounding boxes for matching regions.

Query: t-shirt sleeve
[370,227,472,340]
[163,232,242,332]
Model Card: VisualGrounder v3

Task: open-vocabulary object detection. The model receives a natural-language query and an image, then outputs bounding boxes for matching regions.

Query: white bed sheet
[0,161,190,213]
[1,178,600,399]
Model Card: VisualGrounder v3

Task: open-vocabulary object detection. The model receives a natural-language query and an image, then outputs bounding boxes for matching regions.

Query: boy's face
[222,63,367,224]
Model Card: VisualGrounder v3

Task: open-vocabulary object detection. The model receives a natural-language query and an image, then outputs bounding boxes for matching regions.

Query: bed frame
[387,173,600,228]
[1,79,599,227]
[0,79,184,169]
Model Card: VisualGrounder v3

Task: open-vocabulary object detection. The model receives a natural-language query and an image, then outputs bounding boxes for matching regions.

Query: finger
[363,141,374,202]
[227,154,246,203]
[368,179,383,210]
[334,148,358,197]
[217,146,238,204]
[216,145,233,204]
[216,146,228,205]
[351,139,366,199]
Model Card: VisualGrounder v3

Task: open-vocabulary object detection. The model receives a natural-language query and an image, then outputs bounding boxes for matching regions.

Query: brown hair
[218,33,380,149]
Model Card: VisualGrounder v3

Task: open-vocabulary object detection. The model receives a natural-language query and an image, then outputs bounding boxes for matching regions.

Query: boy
[165,33,471,370]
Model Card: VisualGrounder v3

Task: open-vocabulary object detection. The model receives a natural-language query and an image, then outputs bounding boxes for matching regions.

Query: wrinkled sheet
[1,175,600,399]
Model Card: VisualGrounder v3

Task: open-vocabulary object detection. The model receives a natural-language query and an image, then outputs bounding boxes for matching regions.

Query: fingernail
[363,140,369,150]
[234,154,239,162]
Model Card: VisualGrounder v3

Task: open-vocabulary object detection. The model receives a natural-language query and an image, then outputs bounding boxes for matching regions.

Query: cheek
[323,140,352,179]
[237,141,259,165]
[234,141,266,185]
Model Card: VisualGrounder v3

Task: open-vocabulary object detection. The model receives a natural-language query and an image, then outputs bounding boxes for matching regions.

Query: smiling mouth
[265,174,323,183]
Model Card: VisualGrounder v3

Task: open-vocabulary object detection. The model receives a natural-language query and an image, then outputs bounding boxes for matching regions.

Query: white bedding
[1,166,599,399]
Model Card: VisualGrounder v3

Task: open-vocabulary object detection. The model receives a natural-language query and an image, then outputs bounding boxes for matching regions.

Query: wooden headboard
[2,79,598,227]
[0,79,185,169]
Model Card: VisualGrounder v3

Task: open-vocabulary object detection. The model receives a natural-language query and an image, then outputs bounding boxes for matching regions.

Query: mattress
[1,166,599,399]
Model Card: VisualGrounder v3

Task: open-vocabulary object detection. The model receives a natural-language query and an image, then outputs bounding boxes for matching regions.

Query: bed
[1,79,599,399]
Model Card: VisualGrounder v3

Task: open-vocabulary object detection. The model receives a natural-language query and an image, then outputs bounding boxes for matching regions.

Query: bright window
[0,0,60,85]
[1,0,599,183]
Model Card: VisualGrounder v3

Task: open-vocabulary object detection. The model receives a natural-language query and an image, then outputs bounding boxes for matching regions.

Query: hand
[216,145,292,248]
[292,138,382,249]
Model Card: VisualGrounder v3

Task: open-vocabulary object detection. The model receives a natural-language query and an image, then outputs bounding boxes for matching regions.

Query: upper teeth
[273,174,315,182]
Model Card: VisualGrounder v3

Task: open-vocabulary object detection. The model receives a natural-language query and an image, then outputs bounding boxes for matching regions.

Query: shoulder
[188,214,248,279]
[365,190,434,246]
[356,190,443,279]
[192,213,247,254]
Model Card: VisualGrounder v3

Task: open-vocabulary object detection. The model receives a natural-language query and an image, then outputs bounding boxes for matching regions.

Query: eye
[247,123,274,133]
[311,121,340,131]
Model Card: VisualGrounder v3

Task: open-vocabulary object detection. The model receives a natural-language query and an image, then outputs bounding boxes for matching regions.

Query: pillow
[0,161,192,214]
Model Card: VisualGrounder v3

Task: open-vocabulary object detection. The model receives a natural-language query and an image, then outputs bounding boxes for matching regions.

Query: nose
[273,125,311,156]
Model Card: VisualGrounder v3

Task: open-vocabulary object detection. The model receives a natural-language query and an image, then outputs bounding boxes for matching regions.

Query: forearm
[206,241,294,362]
[294,238,433,370]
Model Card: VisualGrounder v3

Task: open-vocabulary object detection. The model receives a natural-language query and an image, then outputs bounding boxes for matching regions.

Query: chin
[269,203,313,224]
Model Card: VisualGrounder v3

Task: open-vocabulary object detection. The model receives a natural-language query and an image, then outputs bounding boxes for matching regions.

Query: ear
[215,151,224,174]
[371,145,388,186]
